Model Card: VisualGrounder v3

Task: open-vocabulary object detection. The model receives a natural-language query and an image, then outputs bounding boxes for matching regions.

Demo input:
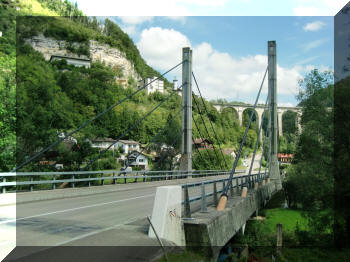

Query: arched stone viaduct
[212,103,302,139]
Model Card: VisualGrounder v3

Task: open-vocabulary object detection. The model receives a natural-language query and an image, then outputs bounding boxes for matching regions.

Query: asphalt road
[1,173,249,252]
[1,171,260,261]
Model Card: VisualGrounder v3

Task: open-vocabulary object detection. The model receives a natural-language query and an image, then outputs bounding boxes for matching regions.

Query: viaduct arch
[213,103,302,137]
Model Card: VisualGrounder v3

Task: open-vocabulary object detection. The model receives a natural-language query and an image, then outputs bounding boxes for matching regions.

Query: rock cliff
[25,35,140,81]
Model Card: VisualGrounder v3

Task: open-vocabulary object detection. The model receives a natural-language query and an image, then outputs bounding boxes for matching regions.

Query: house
[115,140,140,155]
[127,151,148,170]
[139,77,164,95]
[90,138,116,150]
[49,55,91,68]
[222,149,236,159]
[173,77,182,96]
[193,138,213,150]
[278,153,294,163]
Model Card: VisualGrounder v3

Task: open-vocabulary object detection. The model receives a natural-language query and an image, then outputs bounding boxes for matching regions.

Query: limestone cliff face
[25,35,140,81]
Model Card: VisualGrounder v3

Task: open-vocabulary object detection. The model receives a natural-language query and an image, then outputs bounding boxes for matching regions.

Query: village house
[222,149,236,159]
[193,138,213,150]
[49,55,91,68]
[115,140,140,154]
[127,151,148,170]
[278,153,294,163]
[90,138,116,150]
[90,138,140,155]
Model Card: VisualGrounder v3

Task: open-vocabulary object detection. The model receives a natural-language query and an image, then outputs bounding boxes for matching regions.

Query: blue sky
[73,0,347,106]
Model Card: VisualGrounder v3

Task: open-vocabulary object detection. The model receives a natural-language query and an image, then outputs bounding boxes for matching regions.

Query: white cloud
[137,27,191,70]
[137,27,309,102]
[303,21,326,32]
[303,38,328,51]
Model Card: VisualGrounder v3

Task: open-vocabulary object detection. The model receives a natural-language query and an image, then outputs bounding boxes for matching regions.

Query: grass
[260,208,308,232]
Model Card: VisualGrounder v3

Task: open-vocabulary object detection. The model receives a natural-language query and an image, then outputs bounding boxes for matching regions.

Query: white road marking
[0,194,154,225]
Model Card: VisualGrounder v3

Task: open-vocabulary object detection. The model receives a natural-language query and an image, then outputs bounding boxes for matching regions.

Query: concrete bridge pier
[183,181,277,261]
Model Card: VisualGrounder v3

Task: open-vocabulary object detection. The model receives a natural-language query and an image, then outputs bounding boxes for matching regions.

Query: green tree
[283,69,334,245]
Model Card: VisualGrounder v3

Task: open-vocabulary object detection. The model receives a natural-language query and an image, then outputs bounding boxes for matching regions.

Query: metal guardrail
[0,169,245,193]
[181,171,269,217]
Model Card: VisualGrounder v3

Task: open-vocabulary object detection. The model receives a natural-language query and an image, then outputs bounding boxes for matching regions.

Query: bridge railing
[181,171,269,217]
[0,169,244,193]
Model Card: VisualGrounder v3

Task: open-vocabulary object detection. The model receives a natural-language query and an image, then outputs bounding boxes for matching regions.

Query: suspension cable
[192,93,225,170]
[257,120,269,180]
[12,61,184,172]
[82,85,183,171]
[219,66,268,200]
[192,115,216,168]
[192,72,230,169]
[246,95,269,186]
[192,136,207,170]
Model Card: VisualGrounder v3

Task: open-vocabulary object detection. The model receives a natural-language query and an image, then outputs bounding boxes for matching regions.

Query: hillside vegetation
[1,0,258,172]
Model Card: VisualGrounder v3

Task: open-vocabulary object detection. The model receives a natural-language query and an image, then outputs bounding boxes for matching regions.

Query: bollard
[213,182,218,206]
[2,177,6,193]
[88,175,91,187]
[217,194,227,211]
[200,183,208,213]
[143,172,146,182]
[101,173,105,185]
[235,178,240,195]
[52,175,56,190]
[113,172,116,184]
[184,185,191,218]
[241,187,247,198]
[124,174,127,184]
[71,174,75,188]
[254,182,259,190]
[30,177,33,192]
[276,223,283,257]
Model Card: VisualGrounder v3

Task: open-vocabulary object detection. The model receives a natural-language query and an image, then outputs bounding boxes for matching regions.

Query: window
[138,159,144,163]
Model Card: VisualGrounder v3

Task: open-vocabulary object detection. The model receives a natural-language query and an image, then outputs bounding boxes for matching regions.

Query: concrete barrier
[148,186,185,246]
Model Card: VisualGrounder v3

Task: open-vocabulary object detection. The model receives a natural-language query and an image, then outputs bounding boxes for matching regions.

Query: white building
[141,77,164,95]
[90,138,140,155]
[50,55,91,68]
[90,138,116,150]
[115,140,140,155]
[173,77,182,96]
[127,151,148,170]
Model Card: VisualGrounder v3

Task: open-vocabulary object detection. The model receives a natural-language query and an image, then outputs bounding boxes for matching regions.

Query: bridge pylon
[180,47,193,174]
[268,41,282,190]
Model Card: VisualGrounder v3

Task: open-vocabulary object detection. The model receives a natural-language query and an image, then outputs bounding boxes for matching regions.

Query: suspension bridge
[0,41,284,262]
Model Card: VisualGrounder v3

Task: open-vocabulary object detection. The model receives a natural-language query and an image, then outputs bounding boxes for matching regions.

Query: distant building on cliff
[49,55,91,68]
[139,77,164,94]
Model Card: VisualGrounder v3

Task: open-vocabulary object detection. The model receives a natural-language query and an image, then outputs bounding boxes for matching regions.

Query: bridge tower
[180,47,193,172]
[268,41,282,190]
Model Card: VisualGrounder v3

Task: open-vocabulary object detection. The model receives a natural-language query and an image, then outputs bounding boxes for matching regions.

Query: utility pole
[180,47,192,173]
[268,41,282,190]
